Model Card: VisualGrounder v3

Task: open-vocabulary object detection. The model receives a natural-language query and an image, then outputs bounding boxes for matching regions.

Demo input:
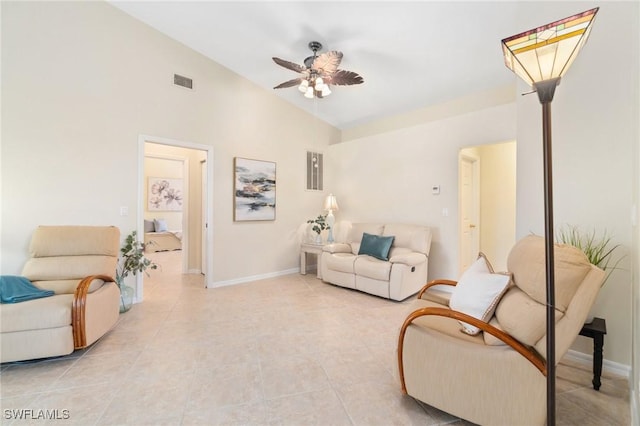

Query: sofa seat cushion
[0,294,74,333]
[407,299,485,345]
[354,256,391,281]
[324,252,357,274]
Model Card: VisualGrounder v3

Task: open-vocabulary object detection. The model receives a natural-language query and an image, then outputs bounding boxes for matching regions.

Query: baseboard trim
[564,349,631,379]
[209,268,300,288]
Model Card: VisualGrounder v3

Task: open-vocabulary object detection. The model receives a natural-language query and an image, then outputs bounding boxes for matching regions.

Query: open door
[458,151,480,274]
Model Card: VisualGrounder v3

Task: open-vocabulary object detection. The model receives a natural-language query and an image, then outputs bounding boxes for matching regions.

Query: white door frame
[137,134,214,301]
[458,151,480,275]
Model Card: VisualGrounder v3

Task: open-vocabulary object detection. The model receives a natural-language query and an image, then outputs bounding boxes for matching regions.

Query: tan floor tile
[182,401,269,425]
[260,356,331,400]
[187,360,263,409]
[23,383,115,426]
[265,388,352,425]
[0,359,78,398]
[335,380,437,425]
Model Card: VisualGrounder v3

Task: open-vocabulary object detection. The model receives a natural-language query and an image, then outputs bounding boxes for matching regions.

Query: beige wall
[327,101,517,281]
[1,2,340,286]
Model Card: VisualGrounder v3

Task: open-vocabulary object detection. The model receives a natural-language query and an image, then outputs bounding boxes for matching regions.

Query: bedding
[144,231,182,252]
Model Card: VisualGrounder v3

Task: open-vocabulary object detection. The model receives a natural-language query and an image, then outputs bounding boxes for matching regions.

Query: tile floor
[0,251,630,425]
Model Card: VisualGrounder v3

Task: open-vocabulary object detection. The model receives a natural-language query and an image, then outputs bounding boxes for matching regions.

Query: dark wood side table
[578,317,606,390]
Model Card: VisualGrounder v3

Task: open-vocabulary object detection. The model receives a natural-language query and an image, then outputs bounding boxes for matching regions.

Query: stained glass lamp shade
[502,8,598,87]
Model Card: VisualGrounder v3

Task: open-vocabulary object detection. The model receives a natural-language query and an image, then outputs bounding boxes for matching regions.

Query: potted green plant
[115,230,158,312]
[307,214,330,244]
[556,224,624,286]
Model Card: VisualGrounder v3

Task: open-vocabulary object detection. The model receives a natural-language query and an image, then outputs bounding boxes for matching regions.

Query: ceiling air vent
[174,74,193,90]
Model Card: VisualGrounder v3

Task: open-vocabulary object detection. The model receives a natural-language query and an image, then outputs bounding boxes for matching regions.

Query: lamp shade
[323,194,339,211]
[501,8,598,86]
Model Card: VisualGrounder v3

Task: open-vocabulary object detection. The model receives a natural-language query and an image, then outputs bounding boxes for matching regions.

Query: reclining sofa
[321,222,432,301]
[1,226,121,363]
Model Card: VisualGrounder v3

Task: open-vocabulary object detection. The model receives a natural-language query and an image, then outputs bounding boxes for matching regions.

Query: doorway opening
[458,141,516,274]
[136,135,214,302]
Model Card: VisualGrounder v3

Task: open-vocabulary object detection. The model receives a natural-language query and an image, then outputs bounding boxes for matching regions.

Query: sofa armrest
[388,252,426,266]
[72,274,116,348]
[397,306,546,393]
[417,279,457,299]
[323,243,352,254]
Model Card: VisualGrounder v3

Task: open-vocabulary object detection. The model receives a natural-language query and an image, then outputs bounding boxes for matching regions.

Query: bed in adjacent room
[144,219,182,252]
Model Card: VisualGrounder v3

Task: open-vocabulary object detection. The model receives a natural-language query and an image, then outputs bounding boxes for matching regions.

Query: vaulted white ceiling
[110,1,522,130]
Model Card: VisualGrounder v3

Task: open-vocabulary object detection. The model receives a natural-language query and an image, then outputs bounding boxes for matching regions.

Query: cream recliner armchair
[1,226,121,363]
[397,235,605,425]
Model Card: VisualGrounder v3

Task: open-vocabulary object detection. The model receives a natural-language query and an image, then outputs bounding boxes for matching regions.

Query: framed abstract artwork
[148,177,183,211]
[234,157,276,221]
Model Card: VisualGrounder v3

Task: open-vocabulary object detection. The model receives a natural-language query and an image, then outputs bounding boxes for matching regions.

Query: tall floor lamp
[501,8,598,425]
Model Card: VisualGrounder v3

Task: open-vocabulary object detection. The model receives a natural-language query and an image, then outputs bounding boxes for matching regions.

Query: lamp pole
[533,77,560,425]
[501,8,598,425]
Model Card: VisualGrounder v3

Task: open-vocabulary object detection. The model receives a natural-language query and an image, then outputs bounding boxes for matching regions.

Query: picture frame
[234,157,276,221]
[148,177,183,211]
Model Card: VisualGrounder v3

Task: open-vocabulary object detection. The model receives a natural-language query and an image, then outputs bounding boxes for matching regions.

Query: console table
[300,243,324,279]
[579,317,606,390]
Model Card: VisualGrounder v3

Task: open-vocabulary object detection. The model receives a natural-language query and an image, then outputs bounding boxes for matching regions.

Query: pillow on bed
[144,220,155,233]
[154,218,168,232]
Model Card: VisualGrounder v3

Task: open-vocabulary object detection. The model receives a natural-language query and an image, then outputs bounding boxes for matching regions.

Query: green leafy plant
[115,230,159,288]
[556,225,624,285]
[307,214,330,235]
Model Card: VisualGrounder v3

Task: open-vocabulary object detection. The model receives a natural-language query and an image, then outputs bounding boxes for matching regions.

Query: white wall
[327,102,517,281]
[1,2,340,285]
[513,1,638,366]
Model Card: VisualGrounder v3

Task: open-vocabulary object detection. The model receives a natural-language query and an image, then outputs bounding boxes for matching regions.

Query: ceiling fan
[272,41,364,99]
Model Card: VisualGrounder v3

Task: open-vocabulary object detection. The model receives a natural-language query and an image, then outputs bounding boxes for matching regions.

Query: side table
[300,243,325,279]
[579,317,606,390]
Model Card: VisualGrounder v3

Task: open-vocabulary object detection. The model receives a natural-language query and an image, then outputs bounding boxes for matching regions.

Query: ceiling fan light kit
[273,41,363,99]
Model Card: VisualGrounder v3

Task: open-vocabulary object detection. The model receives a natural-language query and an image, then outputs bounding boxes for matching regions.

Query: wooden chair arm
[417,279,457,299]
[397,306,546,394]
[72,275,116,348]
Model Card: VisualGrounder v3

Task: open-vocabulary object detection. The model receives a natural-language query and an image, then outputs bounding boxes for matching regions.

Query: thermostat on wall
[432,185,440,195]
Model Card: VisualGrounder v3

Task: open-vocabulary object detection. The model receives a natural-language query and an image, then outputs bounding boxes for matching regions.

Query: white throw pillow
[449,253,512,335]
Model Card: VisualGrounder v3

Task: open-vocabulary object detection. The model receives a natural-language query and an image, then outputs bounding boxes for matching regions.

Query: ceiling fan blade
[273,78,302,89]
[326,69,364,86]
[272,57,306,73]
[312,51,343,75]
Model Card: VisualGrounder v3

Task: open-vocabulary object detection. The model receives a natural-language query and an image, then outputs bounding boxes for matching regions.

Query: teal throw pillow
[358,233,395,261]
